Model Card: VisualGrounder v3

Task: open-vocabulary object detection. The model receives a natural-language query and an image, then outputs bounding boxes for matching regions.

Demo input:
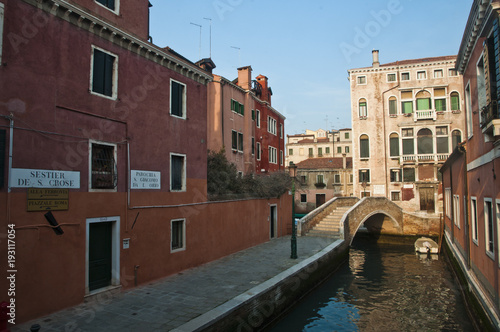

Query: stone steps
[306,206,351,238]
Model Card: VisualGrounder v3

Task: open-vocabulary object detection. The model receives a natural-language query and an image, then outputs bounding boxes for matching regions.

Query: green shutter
[416,98,431,110]
[252,110,255,120]
[240,104,244,115]
[390,137,399,156]
[389,100,397,115]
[451,95,459,110]
[435,99,446,112]
[402,101,413,114]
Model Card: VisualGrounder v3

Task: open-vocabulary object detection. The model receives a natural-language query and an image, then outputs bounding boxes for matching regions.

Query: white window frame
[433,69,444,78]
[496,199,500,266]
[0,3,4,64]
[170,218,186,253]
[170,153,186,192]
[417,70,427,80]
[465,82,473,138]
[453,194,460,228]
[256,110,261,128]
[387,73,397,83]
[170,79,187,119]
[357,75,367,85]
[316,174,324,184]
[95,0,120,15]
[268,116,277,135]
[280,123,283,138]
[444,188,451,218]
[269,146,277,164]
[471,197,478,245]
[90,46,119,100]
[280,150,283,166]
[89,140,117,192]
[485,198,495,259]
[391,191,401,201]
[401,72,410,81]
[448,68,458,77]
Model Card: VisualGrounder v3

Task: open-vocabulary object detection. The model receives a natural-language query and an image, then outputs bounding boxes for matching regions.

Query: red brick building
[0,0,291,324]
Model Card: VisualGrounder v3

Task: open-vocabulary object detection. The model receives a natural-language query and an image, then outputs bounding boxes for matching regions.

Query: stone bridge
[298,197,441,244]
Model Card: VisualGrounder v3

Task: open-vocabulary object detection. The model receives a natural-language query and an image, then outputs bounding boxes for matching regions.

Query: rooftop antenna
[190,22,202,59]
[231,46,241,67]
[203,17,212,58]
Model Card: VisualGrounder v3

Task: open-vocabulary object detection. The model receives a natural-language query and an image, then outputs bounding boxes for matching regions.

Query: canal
[268,236,476,331]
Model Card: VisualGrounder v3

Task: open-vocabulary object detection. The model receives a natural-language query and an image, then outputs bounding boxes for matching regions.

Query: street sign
[27,188,69,212]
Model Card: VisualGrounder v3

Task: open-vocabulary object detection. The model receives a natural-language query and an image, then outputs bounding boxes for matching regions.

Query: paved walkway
[12,236,337,332]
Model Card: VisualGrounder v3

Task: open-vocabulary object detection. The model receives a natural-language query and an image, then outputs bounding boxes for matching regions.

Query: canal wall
[172,239,349,332]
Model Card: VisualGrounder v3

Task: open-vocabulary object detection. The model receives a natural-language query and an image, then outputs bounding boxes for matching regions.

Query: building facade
[286,128,352,166]
[440,0,500,327]
[348,51,466,213]
[294,156,353,214]
[0,0,292,324]
[206,66,285,175]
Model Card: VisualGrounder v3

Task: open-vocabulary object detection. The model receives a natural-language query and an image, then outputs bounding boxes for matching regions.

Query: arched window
[360,134,369,158]
[416,91,431,111]
[389,96,397,115]
[417,128,433,154]
[451,92,460,111]
[452,130,462,150]
[389,133,399,157]
[359,98,367,117]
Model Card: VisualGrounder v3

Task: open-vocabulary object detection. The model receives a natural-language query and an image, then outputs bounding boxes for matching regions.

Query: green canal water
[268,236,476,331]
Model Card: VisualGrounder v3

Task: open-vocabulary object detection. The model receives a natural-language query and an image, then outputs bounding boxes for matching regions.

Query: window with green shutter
[435,99,446,112]
[402,101,413,114]
[389,133,399,157]
[389,97,397,115]
[451,92,460,110]
[360,135,369,158]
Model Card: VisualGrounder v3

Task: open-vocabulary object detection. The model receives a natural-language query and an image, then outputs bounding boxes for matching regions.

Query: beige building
[348,51,465,213]
[286,128,352,166]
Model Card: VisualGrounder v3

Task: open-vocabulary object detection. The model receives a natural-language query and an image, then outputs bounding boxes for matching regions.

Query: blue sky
[149,0,472,136]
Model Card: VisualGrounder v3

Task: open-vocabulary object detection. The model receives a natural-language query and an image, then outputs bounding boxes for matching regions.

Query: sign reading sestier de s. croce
[11,168,80,188]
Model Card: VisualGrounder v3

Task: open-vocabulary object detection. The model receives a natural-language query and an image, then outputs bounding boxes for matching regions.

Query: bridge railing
[297,197,359,236]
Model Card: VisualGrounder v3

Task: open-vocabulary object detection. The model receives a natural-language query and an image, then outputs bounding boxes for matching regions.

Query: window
[416,91,431,110]
[389,97,397,115]
[417,71,427,80]
[359,98,367,117]
[448,68,458,76]
[280,150,284,166]
[96,0,117,12]
[171,219,185,252]
[436,126,449,154]
[231,130,238,150]
[252,109,255,120]
[170,154,186,191]
[401,90,413,114]
[445,188,452,218]
[325,147,330,154]
[90,142,117,190]
[300,175,307,184]
[417,128,433,155]
[309,148,313,157]
[256,142,261,160]
[345,146,350,153]
[403,168,415,182]
[318,147,323,157]
[256,110,261,128]
[334,174,341,184]
[477,57,487,111]
[280,124,283,138]
[359,169,370,183]
[434,88,446,112]
[391,191,400,201]
[238,132,244,152]
[337,146,342,154]
[471,197,478,244]
[317,174,324,184]
[452,130,462,150]
[268,116,277,135]
[387,73,397,82]
[231,99,244,115]
[269,146,277,164]
[289,148,293,156]
[465,84,473,138]
[453,194,460,228]
[434,69,443,78]
[485,199,494,257]
[402,128,414,155]
[345,132,350,139]
[91,47,117,99]
[300,194,307,203]
[170,80,186,118]
[359,134,369,158]
[401,72,410,81]
[389,133,399,157]
[390,169,401,182]
[349,174,353,183]
[0,3,4,64]
[357,76,366,84]
[450,92,460,111]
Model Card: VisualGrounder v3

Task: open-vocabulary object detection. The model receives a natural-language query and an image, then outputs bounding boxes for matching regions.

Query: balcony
[413,109,436,121]
[401,153,450,164]
[480,101,500,138]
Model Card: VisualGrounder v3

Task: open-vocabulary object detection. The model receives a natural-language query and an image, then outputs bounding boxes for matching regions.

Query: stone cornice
[25,0,212,85]
[349,60,456,75]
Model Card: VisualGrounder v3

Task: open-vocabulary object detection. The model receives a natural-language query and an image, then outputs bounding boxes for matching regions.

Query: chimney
[237,66,252,90]
[256,74,272,104]
[372,50,380,68]
[196,58,216,74]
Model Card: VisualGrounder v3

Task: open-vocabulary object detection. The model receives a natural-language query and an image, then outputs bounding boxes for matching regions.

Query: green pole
[291,176,297,259]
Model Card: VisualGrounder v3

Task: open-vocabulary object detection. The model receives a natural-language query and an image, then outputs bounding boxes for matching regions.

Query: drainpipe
[459,144,470,268]
[7,113,13,193]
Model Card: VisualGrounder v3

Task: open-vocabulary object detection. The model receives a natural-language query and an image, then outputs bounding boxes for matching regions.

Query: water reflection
[269,237,474,332]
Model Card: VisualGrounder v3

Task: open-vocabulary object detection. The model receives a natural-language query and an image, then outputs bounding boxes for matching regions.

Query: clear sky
[149,0,472,136]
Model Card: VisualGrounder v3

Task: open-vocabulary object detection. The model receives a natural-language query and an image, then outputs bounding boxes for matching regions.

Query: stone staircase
[305,206,351,238]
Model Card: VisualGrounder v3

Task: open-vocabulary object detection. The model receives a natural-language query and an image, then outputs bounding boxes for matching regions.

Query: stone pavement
[11,236,337,332]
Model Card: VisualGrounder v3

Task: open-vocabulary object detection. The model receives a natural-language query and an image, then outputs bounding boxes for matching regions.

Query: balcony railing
[414,109,436,121]
[400,153,450,163]
[480,100,499,129]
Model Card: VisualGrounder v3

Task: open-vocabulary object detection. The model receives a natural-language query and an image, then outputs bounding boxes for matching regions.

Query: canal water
[268,236,476,331]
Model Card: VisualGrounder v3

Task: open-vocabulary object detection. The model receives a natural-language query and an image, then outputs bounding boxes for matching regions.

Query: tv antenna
[190,22,202,59]
[203,17,212,58]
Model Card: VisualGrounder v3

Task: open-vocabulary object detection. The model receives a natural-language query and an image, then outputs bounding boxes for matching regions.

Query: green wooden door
[89,222,112,291]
